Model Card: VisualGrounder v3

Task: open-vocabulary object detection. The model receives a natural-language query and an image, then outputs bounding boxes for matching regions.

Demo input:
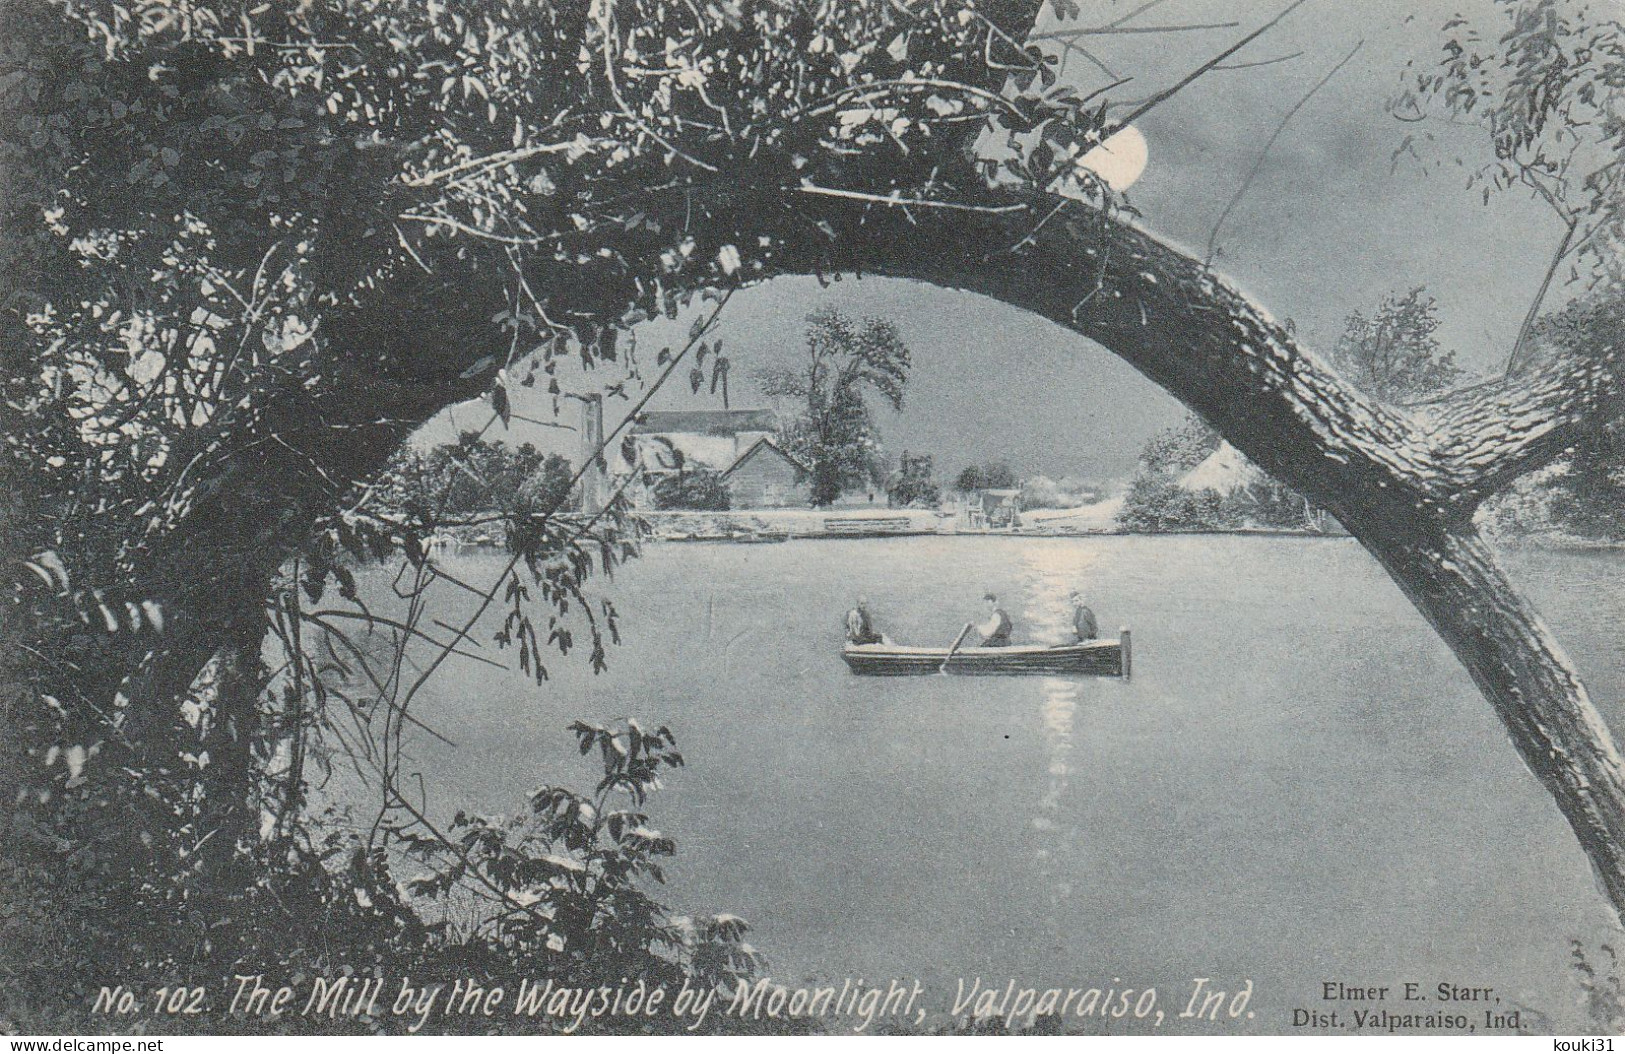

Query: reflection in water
[1018,547,1101,906]
[1034,678,1079,904]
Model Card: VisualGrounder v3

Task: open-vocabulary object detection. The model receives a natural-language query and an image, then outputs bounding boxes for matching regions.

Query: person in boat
[1069,589,1098,642]
[977,592,1014,647]
[845,596,886,646]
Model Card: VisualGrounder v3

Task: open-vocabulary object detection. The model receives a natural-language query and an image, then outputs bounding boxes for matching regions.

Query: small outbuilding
[719,437,811,508]
[956,487,1023,529]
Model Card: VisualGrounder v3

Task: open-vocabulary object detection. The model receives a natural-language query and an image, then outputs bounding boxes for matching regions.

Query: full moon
[1076,124,1149,192]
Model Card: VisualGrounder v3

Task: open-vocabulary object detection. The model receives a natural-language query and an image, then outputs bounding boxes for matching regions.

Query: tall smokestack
[580,393,606,514]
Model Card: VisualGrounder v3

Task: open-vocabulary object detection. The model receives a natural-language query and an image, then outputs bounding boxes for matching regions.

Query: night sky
[426,0,1571,482]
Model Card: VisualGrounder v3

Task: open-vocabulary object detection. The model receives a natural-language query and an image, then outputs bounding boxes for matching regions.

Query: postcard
[2,0,1622,1040]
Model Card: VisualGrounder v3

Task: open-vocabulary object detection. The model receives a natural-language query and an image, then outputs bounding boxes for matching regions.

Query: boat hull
[842,636,1127,677]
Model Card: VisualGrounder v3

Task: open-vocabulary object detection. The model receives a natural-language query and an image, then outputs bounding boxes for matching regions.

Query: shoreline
[429,511,1624,550]
[632,507,1347,543]
[640,527,1625,549]
[645,526,1349,542]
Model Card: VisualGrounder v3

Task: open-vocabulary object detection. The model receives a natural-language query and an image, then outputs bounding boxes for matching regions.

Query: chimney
[580,393,606,514]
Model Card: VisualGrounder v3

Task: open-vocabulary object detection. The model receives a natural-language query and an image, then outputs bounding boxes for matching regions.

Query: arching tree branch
[1424,342,1625,507]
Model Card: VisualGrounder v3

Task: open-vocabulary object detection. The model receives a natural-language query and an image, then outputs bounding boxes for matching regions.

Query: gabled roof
[630,408,779,436]
[720,436,809,479]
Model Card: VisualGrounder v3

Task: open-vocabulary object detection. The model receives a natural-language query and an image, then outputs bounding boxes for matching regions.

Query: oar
[939,622,975,675]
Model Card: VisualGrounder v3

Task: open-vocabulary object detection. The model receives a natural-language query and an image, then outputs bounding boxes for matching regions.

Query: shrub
[395,720,763,1015]
[887,453,941,508]
[653,469,731,511]
[1116,474,1234,532]
[1571,938,1625,1034]
[0,720,771,1035]
[954,461,1017,492]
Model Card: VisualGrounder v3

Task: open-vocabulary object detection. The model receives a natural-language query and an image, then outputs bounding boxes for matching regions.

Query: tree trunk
[1365,524,1625,905]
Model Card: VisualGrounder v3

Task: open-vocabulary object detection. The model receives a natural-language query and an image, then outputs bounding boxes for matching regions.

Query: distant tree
[1116,474,1230,533]
[954,460,1018,492]
[652,467,731,511]
[1121,412,1316,532]
[1549,449,1625,543]
[886,452,941,508]
[375,434,566,523]
[518,453,576,517]
[757,307,909,507]
[1138,414,1220,475]
[1510,292,1625,540]
[1330,287,1463,403]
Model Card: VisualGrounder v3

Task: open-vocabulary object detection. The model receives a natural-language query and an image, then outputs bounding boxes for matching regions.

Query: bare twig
[1213,51,1304,71]
[1106,0,1176,28]
[1205,41,1363,268]
[305,617,462,747]
[798,183,1029,214]
[400,140,609,189]
[1116,0,1315,129]
[1033,23,1240,41]
[796,77,1033,125]
[309,608,509,670]
[394,225,434,274]
[1051,38,1121,80]
[397,213,547,247]
[1505,216,1579,377]
[989,197,1071,258]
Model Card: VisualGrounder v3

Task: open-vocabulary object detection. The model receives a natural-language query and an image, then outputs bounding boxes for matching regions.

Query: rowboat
[842,630,1130,678]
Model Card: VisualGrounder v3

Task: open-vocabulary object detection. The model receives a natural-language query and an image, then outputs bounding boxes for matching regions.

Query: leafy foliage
[885,451,940,508]
[1136,414,1219,476]
[1116,473,1311,533]
[1116,473,1229,532]
[1570,937,1625,1033]
[1397,1,1625,260]
[1118,413,1314,532]
[953,460,1018,492]
[1395,1,1625,365]
[1329,287,1463,403]
[375,433,574,525]
[1480,290,1625,541]
[652,467,731,511]
[396,720,763,1002]
[1532,295,1625,538]
[757,307,910,507]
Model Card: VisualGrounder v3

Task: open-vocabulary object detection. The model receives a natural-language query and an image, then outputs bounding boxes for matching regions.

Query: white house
[602,408,810,508]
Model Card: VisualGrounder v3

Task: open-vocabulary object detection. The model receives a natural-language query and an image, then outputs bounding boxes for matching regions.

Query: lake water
[334,535,1625,1033]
